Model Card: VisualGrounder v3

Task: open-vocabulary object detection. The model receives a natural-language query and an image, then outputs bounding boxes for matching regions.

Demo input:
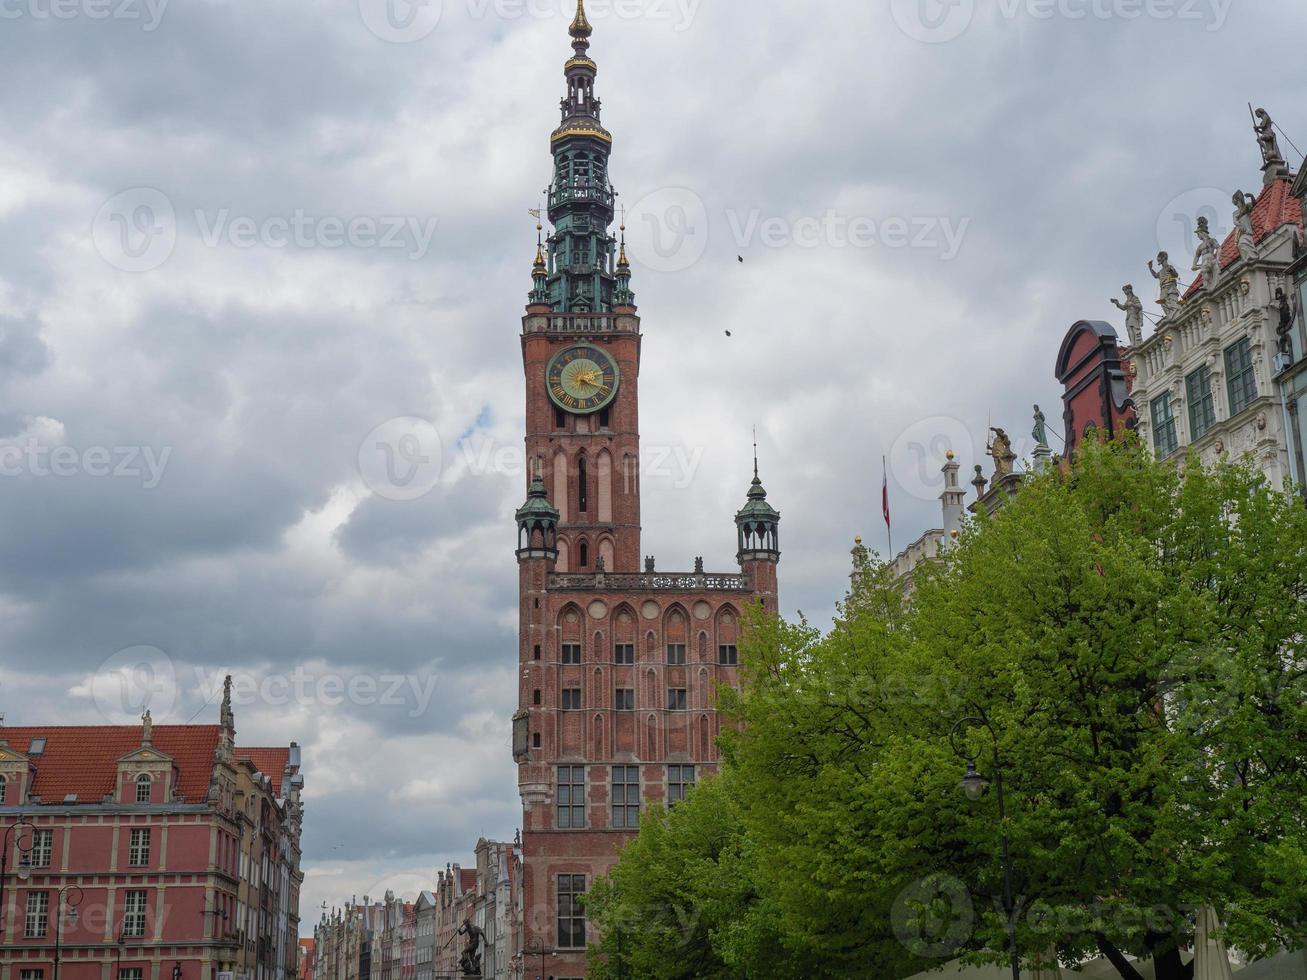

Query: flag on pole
[882,456,893,556]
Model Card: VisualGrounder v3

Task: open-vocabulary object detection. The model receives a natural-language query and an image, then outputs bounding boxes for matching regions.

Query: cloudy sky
[0,0,1303,927]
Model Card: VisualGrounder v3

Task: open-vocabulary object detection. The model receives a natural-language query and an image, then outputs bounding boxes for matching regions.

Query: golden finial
[570,0,593,39]
[946,449,954,460]
[617,219,628,268]
[854,536,862,546]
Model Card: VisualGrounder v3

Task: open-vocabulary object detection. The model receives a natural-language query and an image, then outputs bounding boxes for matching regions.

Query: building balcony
[549,181,614,211]
[521,312,638,336]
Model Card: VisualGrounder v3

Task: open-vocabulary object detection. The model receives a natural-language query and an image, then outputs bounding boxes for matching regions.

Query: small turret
[515,474,560,561]
[735,451,780,564]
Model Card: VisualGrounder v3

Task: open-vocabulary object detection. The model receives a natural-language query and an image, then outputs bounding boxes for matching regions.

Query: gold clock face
[546,344,620,414]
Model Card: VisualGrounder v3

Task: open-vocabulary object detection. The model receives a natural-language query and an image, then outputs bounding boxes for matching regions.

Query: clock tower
[511,4,780,976]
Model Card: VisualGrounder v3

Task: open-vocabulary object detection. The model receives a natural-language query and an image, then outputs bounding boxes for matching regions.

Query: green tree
[588,438,1307,979]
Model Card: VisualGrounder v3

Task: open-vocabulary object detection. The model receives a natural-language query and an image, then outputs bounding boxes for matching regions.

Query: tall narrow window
[135,774,152,804]
[129,828,151,866]
[579,541,589,567]
[25,891,49,938]
[555,407,567,430]
[668,765,696,806]
[1186,365,1216,439]
[556,767,585,829]
[122,890,147,937]
[598,407,610,429]
[1225,338,1258,416]
[611,766,641,829]
[1150,395,1178,458]
[578,456,588,513]
[29,829,53,868]
[556,875,587,949]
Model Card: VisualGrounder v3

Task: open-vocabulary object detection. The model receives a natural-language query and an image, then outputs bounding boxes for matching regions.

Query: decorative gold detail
[565,57,597,71]
[569,0,592,38]
[551,124,612,144]
[945,449,954,460]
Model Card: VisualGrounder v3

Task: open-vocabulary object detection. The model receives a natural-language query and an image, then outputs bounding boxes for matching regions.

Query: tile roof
[459,869,476,893]
[237,747,291,796]
[0,725,221,803]
[1183,177,1304,299]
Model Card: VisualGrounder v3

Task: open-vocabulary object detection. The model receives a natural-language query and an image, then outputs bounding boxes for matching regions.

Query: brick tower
[510,3,780,976]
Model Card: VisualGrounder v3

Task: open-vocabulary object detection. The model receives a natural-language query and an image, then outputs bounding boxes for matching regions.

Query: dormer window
[135,774,152,804]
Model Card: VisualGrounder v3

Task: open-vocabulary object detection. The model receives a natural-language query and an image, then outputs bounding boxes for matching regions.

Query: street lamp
[949,716,1020,980]
[116,927,128,980]
[1,817,34,945]
[52,883,83,980]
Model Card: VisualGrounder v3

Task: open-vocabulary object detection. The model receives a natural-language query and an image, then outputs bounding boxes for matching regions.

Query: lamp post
[1,817,34,947]
[115,927,128,980]
[52,883,83,980]
[949,716,1020,980]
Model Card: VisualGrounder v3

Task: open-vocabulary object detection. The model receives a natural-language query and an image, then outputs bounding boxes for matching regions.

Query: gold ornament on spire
[570,0,592,39]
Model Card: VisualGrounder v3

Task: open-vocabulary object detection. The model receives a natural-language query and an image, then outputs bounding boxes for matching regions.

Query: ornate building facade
[1128,112,1303,482]
[0,682,303,980]
[509,3,780,975]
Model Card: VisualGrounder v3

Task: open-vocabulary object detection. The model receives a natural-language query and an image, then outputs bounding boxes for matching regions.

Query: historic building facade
[1128,112,1303,482]
[0,682,303,980]
[509,3,781,976]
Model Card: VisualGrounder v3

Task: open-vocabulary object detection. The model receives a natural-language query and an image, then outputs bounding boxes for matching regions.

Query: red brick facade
[513,320,779,979]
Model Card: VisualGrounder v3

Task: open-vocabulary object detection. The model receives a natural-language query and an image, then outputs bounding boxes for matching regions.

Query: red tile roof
[1183,177,1304,299]
[0,725,221,803]
[238,747,291,795]
[459,869,476,893]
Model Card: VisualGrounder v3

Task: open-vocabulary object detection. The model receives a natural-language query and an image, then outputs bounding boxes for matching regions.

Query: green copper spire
[529,0,631,314]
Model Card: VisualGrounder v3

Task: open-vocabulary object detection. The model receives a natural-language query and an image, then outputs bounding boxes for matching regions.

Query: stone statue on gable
[1192,216,1222,291]
[1233,190,1258,262]
[1149,252,1182,318]
[1111,284,1145,346]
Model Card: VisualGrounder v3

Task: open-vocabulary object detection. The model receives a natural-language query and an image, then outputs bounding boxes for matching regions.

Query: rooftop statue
[1111,284,1144,346]
[1149,251,1182,319]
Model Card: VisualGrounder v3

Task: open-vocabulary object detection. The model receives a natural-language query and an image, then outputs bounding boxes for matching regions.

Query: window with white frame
[119,969,144,980]
[135,774,152,804]
[29,829,53,868]
[128,828,151,866]
[25,891,49,938]
[20,970,45,980]
[122,890,147,937]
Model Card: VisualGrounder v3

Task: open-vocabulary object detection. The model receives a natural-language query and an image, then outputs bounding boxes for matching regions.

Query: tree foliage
[587,438,1307,979]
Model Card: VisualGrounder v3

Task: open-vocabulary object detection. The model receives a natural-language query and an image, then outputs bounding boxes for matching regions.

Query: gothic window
[553,454,570,524]
[556,767,585,829]
[577,456,588,513]
[579,541,589,568]
[1225,338,1258,416]
[596,451,612,522]
[611,766,640,829]
[1186,365,1216,439]
[668,765,696,806]
[556,874,586,948]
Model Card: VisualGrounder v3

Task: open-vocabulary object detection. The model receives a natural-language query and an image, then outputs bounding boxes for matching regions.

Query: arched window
[579,540,589,568]
[135,773,153,804]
